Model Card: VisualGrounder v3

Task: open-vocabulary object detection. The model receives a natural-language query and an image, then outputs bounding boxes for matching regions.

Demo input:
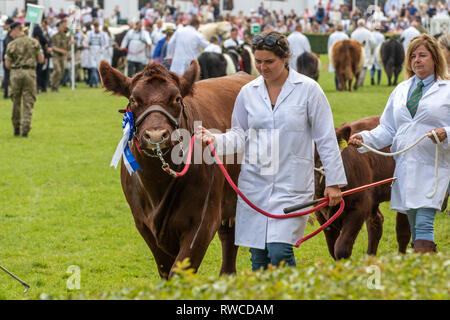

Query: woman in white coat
[349,34,450,253]
[197,31,347,271]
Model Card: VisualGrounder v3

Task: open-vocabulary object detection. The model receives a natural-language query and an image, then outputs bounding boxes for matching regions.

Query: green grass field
[0,56,448,299]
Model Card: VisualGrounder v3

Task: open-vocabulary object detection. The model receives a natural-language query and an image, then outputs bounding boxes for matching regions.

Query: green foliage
[305,33,330,54]
[41,252,450,300]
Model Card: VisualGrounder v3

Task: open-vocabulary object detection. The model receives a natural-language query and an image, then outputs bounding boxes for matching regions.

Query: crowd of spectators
[0,0,449,94]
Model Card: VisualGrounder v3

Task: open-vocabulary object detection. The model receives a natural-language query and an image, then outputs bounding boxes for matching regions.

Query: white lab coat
[400,26,421,53]
[120,28,152,65]
[327,31,349,72]
[358,77,450,213]
[213,69,347,249]
[287,31,311,72]
[372,31,385,71]
[169,25,210,75]
[85,30,107,69]
[351,27,376,69]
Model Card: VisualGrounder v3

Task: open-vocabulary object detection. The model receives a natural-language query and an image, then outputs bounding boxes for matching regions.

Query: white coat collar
[252,68,305,87]
[252,68,305,111]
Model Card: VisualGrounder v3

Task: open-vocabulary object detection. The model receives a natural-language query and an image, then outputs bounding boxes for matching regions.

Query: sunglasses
[252,34,279,47]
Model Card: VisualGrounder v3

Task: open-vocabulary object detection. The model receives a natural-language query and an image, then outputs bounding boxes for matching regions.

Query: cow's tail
[342,42,354,80]
[224,53,237,75]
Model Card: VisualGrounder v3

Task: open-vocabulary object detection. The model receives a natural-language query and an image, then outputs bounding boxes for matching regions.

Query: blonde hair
[405,33,450,80]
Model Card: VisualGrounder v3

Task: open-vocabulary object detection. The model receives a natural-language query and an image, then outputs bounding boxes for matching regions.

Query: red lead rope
[156,135,348,246]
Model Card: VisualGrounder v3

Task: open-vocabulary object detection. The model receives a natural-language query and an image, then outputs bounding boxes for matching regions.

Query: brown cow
[314,116,412,260]
[99,60,254,279]
[331,39,364,91]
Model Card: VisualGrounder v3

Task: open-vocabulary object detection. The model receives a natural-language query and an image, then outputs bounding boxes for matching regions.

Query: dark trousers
[2,66,10,98]
[127,61,145,77]
[36,63,48,92]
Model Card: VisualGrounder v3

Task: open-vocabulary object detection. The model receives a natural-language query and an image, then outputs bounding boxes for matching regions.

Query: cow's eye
[175,97,182,104]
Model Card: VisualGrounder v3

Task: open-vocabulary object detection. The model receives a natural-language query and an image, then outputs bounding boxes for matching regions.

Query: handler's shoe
[413,239,437,254]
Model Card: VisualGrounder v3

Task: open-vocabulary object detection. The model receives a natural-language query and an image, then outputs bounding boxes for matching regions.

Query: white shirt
[120,28,152,65]
[287,31,311,72]
[351,27,376,68]
[213,69,347,249]
[168,25,210,75]
[372,30,385,70]
[401,26,421,53]
[223,37,243,49]
[358,77,450,212]
[204,43,222,54]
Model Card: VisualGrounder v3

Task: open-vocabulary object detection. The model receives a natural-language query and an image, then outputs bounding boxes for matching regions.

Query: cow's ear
[180,60,200,97]
[337,126,352,142]
[99,60,132,98]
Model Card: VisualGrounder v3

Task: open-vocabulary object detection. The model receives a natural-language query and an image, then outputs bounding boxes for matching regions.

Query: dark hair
[252,31,291,68]
[190,17,200,27]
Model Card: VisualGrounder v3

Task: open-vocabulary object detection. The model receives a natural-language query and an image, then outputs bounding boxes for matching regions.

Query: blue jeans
[406,208,437,243]
[88,68,99,87]
[249,243,296,271]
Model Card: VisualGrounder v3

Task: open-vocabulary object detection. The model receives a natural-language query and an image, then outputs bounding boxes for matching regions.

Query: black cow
[198,52,228,79]
[296,52,320,81]
[380,38,404,86]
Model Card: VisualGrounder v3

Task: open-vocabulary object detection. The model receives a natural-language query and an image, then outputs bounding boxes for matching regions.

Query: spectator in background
[2,17,14,99]
[370,24,384,86]
[223,27,243,49]
[351,19,376,87]
[168,17,209,75]
[120,20,152,77]
[287,23,311,72]
[327,23,348,89]
[400,19,421,53]
[407,2,418,17]
[204,35,222,54]
[315,1,326,24]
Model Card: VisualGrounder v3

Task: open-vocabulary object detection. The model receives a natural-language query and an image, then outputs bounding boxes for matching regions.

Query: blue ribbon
[123,112,141,173]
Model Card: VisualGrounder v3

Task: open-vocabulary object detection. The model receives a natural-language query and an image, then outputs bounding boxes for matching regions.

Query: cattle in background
[314,116,412,259]
[330,39,364,91]
[99,60,254,278]
[296,52,320,81]
[198,43,258,80]
[198,52,228,79]
[109,26,130,74]
[379,38,405,86]
[199,21,231,42]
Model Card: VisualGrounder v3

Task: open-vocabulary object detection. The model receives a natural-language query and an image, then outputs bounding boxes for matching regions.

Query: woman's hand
[348,133,364,148]
[324,185,343,207]
[427,128,447,144]
[196,126,216,146]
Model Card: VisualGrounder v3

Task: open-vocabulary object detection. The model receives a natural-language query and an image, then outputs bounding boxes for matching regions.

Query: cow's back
[187,72,255,131]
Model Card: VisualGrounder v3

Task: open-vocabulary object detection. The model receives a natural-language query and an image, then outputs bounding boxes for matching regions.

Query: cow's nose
[144,129,170,146]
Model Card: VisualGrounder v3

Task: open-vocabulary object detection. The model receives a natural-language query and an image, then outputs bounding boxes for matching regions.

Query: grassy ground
[0,56,448,299]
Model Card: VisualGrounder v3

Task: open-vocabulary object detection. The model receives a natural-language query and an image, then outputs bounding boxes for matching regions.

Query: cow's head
[99,60,200,154]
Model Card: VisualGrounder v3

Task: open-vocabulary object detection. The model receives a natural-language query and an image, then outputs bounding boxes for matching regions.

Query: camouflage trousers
[10,69,37,135]
[51,55,67,89]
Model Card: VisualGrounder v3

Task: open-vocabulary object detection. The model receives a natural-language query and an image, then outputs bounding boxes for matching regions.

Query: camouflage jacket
[51,31,70,56]
[5,35,42,69]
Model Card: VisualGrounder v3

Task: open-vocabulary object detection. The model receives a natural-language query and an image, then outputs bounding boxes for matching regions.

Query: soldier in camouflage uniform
[50,20,70,92]
[5,22,44,137]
